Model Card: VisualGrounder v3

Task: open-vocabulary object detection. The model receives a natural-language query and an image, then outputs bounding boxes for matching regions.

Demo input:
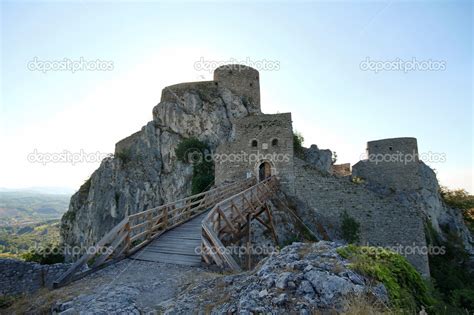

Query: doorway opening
[258,161,272,181]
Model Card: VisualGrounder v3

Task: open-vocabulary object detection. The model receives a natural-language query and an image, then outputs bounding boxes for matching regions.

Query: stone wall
[293,158,430,276]
[215,113,295,194]
[0,259,71,296]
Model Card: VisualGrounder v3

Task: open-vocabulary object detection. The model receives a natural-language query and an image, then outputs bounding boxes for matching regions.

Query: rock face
[60,83,260,260]
[159,242,388,314]
[301,145,333,173]
[399,163,474,256]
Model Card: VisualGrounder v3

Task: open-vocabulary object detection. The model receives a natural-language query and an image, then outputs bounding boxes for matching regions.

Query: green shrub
[332,151,338,164]
[293,131,304,157]
[175,138,208,163]
[426,222,474,313]
[21,245,64,265]
[440,187,474,210]
[0,296,15,309]
[451,289,474,311]
[175,138,215,195]
[115,149,132,164]
[351,176,365,184]
[337,245,435,312]
[340,211,360,244]
[464,208,474,234]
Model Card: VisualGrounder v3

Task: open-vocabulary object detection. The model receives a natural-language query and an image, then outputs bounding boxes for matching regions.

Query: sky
[0,0,472,194]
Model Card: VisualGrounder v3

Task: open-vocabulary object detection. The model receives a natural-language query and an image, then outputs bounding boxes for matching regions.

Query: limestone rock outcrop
[302,144,333,173]
[60,85,260,259]
[159,242,389,314]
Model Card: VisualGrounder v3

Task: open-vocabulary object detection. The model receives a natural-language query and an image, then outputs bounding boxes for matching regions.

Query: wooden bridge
[54,176,279,288]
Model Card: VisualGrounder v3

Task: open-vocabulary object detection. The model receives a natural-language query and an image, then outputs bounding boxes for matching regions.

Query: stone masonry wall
[0,259,71,296]
[293,158,430,276]
[215,113,295,194]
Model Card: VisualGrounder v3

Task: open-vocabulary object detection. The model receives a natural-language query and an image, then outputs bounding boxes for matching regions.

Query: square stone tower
[215,113,295,194]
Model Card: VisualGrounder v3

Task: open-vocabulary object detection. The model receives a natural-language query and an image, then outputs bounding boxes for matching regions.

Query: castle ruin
[64,64,434,277]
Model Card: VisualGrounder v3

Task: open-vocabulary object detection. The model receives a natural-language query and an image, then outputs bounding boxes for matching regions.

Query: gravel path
[6,258,217,314]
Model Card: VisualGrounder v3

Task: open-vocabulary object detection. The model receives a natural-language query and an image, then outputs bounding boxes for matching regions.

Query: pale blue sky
[0,0,472,193]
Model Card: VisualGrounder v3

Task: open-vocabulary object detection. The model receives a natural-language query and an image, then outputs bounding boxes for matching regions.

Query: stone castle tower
[214,65,261,107]
[353,137,422,191]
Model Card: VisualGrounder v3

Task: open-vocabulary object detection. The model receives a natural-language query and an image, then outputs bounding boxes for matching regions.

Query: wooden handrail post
[146,212,152,239]
[163,206,168,229]
[124,222,131,255]
[246,212,252,270]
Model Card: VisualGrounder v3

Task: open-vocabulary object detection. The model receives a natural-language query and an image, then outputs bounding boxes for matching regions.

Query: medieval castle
[157,64,431,275]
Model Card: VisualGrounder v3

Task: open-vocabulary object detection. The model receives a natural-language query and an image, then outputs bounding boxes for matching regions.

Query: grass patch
[340,211,360,244]
[337,245,435,313]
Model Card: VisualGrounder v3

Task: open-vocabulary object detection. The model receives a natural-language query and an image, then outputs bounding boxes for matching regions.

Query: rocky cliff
[60,83,260,259]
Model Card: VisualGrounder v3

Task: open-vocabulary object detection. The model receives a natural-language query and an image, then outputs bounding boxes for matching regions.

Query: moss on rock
[337,244,435,313]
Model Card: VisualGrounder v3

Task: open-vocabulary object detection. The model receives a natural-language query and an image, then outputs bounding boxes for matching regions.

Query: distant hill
[0,191,71,226]
[0,219,60,258]
[0,186,75,195]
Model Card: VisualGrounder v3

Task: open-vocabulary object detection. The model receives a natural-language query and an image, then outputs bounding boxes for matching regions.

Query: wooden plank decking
[129,212,206,266]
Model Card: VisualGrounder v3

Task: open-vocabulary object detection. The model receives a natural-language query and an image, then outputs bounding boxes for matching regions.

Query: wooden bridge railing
[201,176,279,270]
[54,177,256,288]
